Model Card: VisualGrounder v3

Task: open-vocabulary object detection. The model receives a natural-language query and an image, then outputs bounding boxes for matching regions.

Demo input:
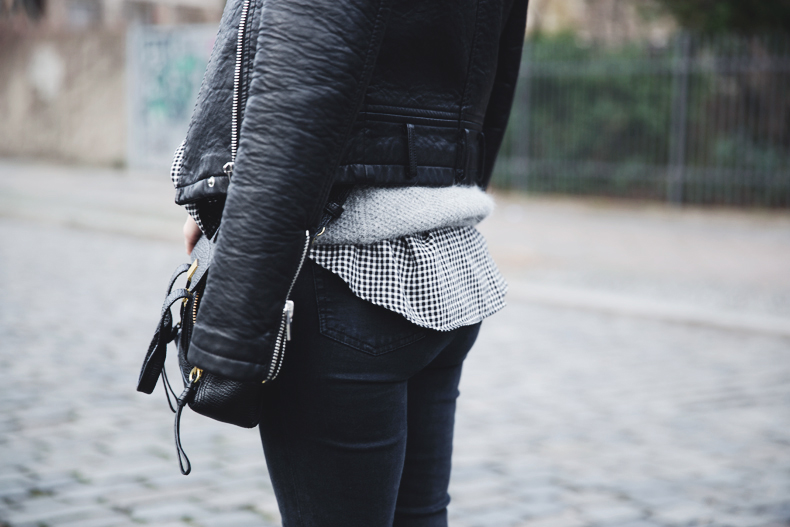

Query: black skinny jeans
[258,260,481,527]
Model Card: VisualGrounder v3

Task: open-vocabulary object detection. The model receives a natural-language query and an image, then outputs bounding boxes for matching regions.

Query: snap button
[207,176,215,188]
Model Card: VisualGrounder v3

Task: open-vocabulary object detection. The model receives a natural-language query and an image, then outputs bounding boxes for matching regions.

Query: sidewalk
[1,160,789,527]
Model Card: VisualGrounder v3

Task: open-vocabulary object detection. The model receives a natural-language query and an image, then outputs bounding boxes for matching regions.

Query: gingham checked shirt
[172,143,507,332]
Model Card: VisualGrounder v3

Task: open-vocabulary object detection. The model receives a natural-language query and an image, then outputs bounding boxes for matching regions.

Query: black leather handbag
[135,232,271,474]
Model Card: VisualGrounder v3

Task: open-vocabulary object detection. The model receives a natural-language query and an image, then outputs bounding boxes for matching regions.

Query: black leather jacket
[183,0,528,381]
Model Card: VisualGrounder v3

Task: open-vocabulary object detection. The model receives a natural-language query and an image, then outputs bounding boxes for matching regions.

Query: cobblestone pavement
[1,161,789,527]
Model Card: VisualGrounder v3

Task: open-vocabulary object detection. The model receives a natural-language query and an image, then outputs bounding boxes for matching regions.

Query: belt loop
[476,131,486,185]
[405,123,417,179]
[455,129,468,184]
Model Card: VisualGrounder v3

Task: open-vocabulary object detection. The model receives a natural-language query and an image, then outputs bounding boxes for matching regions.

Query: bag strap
[174,375,200,475]
[137,280,193,395]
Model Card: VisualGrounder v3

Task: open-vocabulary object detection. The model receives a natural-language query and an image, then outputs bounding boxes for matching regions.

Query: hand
[183,215,202,255]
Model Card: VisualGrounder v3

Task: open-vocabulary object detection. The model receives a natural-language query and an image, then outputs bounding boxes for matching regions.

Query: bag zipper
[223,0,252,178]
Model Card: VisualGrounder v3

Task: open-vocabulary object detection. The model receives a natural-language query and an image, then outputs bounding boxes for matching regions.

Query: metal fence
[493,33,790,207]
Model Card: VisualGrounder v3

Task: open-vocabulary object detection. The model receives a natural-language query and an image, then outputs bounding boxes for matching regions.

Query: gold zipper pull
[185,259,199,289]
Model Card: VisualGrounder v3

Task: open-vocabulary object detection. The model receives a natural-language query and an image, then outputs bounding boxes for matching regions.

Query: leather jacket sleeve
[480,0,529,189]
[188,0,393,381]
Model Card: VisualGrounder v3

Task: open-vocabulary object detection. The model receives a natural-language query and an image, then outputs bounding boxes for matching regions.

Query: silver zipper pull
[223,162,234,177]
[284,300,294,341]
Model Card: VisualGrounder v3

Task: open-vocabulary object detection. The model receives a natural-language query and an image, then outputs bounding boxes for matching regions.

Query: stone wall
[0,31,126,166]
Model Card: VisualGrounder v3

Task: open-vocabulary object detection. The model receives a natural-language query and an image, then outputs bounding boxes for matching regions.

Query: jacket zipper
[264,230,311,382]
[223,0,251,178]
[221,0,306,383]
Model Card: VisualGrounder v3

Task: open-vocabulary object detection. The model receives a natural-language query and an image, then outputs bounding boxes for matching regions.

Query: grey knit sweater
[314,185,494,245]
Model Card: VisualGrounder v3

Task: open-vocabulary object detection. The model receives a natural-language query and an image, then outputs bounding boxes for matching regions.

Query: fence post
[523,42,531,191]
[514,42,531,191]
[667,32,691,204]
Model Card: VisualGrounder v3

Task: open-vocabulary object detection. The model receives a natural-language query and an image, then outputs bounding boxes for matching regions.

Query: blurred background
[1,1,789,527]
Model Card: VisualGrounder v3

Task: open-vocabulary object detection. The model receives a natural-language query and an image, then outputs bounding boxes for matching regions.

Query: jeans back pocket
[312,262,428,356]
